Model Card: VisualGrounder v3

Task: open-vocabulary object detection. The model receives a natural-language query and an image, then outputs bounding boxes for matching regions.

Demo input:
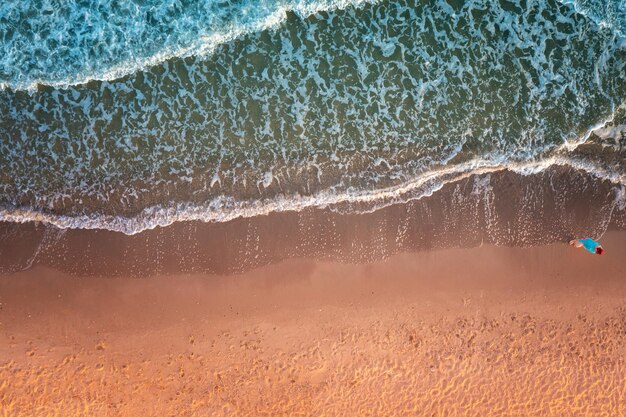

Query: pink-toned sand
[1,232,626,416]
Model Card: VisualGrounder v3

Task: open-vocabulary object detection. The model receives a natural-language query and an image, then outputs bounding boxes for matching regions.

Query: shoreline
[1,233,625,416]
[1,152,624,234]
[1,165,624,276]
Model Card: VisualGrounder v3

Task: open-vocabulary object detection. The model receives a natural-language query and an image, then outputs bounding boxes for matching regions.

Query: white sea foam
[592,124,626,141]
[557,0,626,37]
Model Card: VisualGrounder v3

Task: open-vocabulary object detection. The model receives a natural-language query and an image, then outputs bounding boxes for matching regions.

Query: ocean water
[0,0,625,234]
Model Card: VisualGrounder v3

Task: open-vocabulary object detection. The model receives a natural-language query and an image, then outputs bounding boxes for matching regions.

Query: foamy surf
[1,0,622,93]
[1,151,624,235]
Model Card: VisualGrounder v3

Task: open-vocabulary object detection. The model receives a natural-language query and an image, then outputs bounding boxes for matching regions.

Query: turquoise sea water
[0,0,625,234]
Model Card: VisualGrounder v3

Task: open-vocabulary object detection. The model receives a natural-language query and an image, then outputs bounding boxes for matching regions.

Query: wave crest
[0,0,375,92]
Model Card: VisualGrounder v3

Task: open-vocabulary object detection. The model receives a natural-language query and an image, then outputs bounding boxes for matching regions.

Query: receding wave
[1,147,624,235]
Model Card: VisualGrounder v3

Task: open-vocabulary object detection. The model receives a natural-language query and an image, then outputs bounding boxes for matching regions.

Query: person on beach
[569,238,604,255]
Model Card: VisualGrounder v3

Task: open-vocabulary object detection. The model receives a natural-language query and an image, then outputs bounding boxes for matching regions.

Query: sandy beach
[1,231,625,416]
[2,0,626,415]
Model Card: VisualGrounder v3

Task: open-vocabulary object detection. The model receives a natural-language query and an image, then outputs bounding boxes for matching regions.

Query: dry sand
[1,232,626,416]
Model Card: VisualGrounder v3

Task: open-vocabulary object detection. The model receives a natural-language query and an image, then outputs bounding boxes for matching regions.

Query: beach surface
[1,231,625,417]
[1,0,625,415]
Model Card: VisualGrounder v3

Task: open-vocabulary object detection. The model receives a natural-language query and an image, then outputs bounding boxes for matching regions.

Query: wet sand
[2,166,626,277]
[1,231,626,416]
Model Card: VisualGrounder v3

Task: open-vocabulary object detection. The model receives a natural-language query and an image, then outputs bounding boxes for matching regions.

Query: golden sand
[1,235,626,416]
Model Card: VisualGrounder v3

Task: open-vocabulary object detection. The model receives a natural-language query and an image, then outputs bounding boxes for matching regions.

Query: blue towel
[578,238,601,254]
